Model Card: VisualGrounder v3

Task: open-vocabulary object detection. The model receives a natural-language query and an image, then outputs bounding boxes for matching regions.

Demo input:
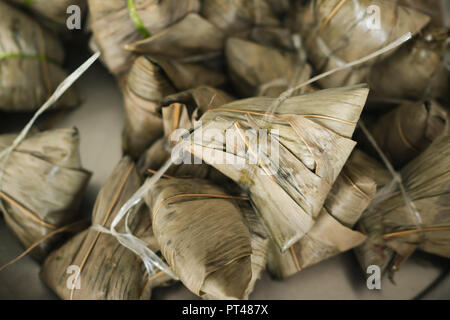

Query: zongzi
[41,157,170,299]
[0,1,80,112]
[292,0,430,88]
[145,178,253,299]
[186,85,369,251]
[370,100,448,168]
[0,129,91,261]
[88,0,200,74]
[355,134,450,275]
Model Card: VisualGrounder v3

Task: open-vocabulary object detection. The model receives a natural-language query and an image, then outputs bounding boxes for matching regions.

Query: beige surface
[0,61,449,300]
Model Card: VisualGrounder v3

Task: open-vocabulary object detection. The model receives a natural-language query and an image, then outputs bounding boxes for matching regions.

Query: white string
[95,142,189,280]
[264,32,412,120]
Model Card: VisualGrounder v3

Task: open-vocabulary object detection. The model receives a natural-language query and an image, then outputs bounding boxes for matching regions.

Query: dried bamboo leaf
[371,100,448,168]
[248,26,296,51]
[41,157,167,299]
[267,161,375,278]
[0,1,80,111]
[399,0,446,27]
[162,86,234,137]
[225,38,312,97]
[346,149,392,189]
[88,0,201,74]
[202,0,280,36]
[145,178,253,299]
[149,55,227,91]
[294,0,430,88]
[125,13,226,62]
[0,129,91,261]
[187,85,369,251]
[122,56,175,158]
[240,203,269,298]
[355,135,450,274]
[265,0,290,17]
[122,52,227,158]
[369,27,449,102]
[204,202,269,299]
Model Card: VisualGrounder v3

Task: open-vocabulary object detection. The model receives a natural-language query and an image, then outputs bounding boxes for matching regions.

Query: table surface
[0,58,449,300]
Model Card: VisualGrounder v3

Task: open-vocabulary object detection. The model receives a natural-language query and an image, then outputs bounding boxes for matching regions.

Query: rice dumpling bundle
[6,0,87,33]
[225,38,312,97]
[186,85,369,251]
[355,134,450,275]
[201,0,280,37]
[0,1,80,112]
[267,160,375,278]
[145,178,253,299]
[88,0,200,74]
[369,27,449,102]
[370,100,448,169]
[41,157,170,299]
[0,129,91,261]
[293,0,430,88]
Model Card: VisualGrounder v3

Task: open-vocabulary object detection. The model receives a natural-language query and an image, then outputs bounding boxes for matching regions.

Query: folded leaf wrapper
[122,54,226,158]
[355,135,450,275]
[0,129,91,261]
[125,13,226,63]
[267,160,375,278]
[346,149,392,189]
[203,202,270,300]
[145,178,253,299]
[122,56,175,158]
[369,27,449,102]
[225,38,312,97]
[186,85,369,251]
[201,0,280,36]
[137,86,239,193]
[88,0,201,74]
[399,0,447,27]
[161,86,234,137]
[293,0,430,88]
[0,1,80,112]
[371,100,448,169]
[41,157,170,299]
